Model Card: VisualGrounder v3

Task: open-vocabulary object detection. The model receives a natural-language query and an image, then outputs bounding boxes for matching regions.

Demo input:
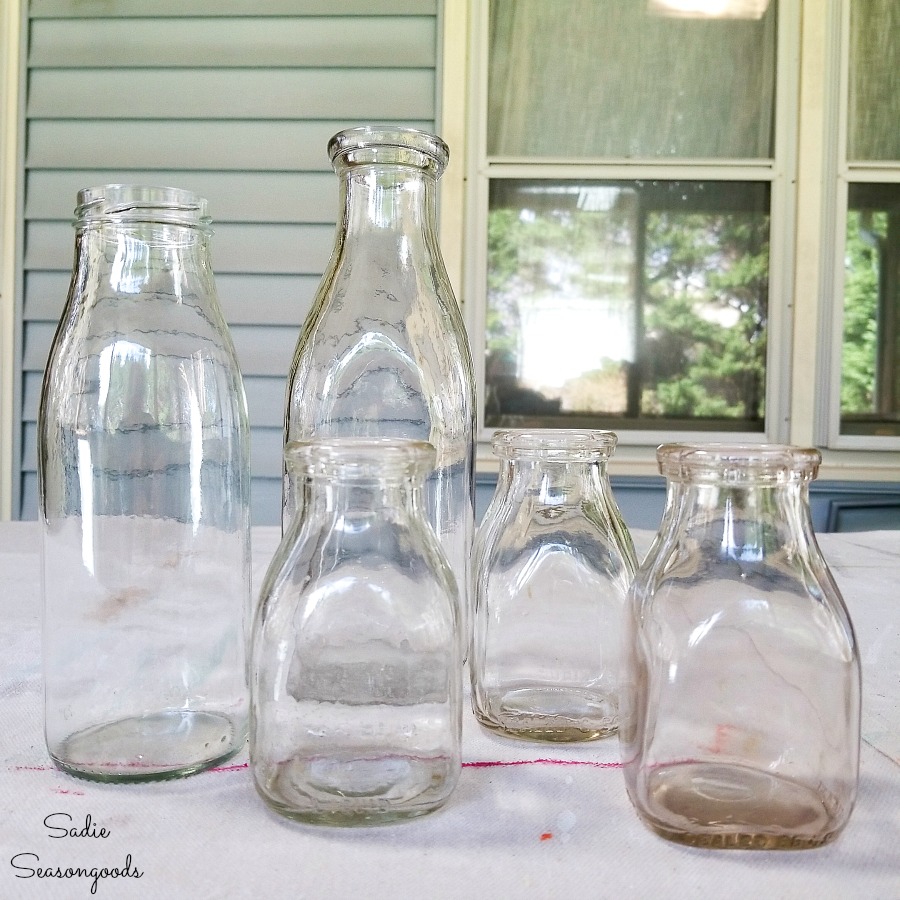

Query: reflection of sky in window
[500,185,638,387]
[514,184,630,213]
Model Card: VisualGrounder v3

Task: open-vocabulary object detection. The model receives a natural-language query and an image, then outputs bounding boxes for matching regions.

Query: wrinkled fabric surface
[1,524,897,899]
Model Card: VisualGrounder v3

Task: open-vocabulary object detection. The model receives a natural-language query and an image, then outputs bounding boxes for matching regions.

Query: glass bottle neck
[502,458,608,504]
[664,478,815,556]
[339,164,437,243]
[74,222,213,300]
[298,474,424,520]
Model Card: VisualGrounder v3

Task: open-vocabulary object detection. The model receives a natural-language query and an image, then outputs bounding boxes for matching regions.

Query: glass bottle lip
[74,184,212,231]
[657,442,822,483]
[491,429,618,462]
[328,125,449,177]
[284,438,437,479]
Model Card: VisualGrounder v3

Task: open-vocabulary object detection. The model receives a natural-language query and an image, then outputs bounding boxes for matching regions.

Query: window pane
[840,183,900,436]
[485,180,769,431]
[848,0,900,161]
[487,0,777,159]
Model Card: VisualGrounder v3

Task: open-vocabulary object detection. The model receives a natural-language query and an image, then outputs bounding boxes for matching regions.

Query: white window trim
[460,0,798,464]
[822,0,900,452]
[440,0,900,480]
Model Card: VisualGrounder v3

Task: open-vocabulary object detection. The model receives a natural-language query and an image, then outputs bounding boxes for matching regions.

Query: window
[465,0,793,444]
[830,0,900,446]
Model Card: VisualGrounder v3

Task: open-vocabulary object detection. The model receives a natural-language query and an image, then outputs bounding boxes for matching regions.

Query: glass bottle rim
[657,442,822,483]
[285,438,437,478]
[491,429,618,461]
[74,184,212,231]
[328,125,449,177]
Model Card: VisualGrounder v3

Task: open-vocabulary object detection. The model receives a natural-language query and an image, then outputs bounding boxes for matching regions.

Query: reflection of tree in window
[643,210,768,422]
[841,183,900,435]
[485,180,769,430]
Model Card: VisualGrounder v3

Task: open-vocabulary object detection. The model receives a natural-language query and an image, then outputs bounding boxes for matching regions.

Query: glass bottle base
[476,686,618,742]
[633,761,847,850]
[49,709,245,783]
[255,752,458,826]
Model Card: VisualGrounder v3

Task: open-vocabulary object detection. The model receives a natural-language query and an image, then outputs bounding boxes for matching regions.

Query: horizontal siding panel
[23,320,299,379]
[26,120,435,171]
[24,272,317,326]
[17,8,439,528]
[22,373,43,422]
[30,18,435,69]
[25,222,335,274]
[23,322,57,372]
[27,171,339,223]
[251,427,285,477]
[251,478,283,528]
[31,0,437,17]
[22,424,36,473]
[29,69,436,120]
[19,475,37,520]
[229,325,299,377]
[217,275,318,326]
[245,377,290,429]
[22,371,289,430]
[22,272,68,322]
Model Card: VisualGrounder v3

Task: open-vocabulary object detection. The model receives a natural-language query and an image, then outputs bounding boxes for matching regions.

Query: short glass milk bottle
[251,439,462,825]
[38,185,251,782]
[621,444,860,849]
[471,430,637,741]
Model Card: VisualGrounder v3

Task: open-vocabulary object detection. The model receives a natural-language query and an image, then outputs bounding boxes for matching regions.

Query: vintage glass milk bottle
[621,443,860,849]
[252,439,462,825]
[38,185,251,782]
[472,429,637,741]
[283,126,476,641]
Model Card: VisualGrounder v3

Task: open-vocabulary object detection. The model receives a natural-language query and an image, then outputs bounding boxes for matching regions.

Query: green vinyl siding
[15,0,441,523]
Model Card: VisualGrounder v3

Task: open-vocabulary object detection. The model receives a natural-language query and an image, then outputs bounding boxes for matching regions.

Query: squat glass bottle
[38,185,251,782]
[472,429,637,741]
[252,439,462,825]
[621,443,860,849]
[283,126,476,642]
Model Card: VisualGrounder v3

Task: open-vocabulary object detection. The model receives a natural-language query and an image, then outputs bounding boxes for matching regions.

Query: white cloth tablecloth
[1,523,897,899]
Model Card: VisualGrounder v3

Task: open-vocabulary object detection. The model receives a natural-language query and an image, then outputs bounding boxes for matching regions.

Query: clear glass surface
[488,0,777,159]
[284,126,476,644]
[38,185,251,782]
[840,183,900,436]
[471,430,637,741]
[486,180,769,430]
[253,439,461,825]
[848,0,900,161]
[621,443,861,849]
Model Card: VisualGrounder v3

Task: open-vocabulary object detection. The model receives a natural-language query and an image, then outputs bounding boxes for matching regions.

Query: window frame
[461,0,801,453]
[822,0,900,451]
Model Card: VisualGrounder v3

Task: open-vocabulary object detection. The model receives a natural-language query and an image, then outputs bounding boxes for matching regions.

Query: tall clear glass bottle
[284,126,476,641]
[252,439,461,825]
[472,430,637,741]
[621,443,861,849]
[38,185,251,782]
